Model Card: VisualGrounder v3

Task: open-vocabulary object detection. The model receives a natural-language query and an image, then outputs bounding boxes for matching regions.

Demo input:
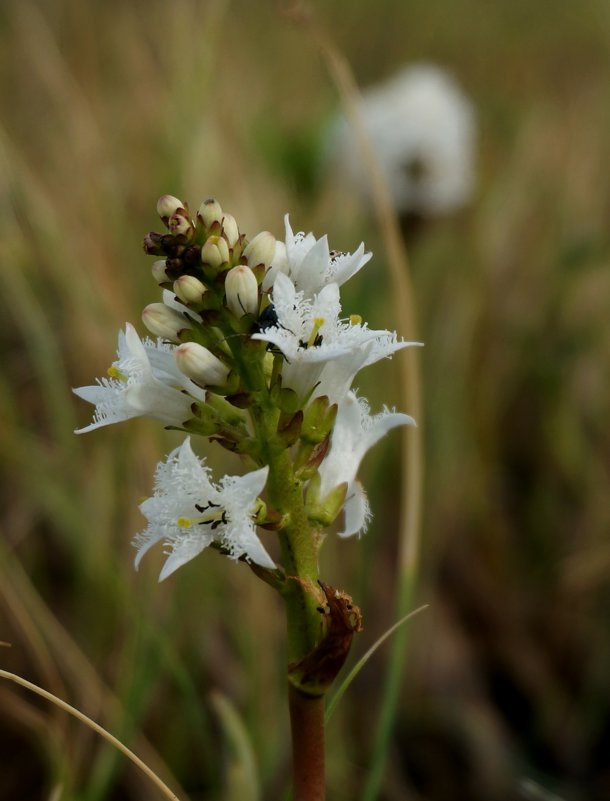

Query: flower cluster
[74,195,417,580]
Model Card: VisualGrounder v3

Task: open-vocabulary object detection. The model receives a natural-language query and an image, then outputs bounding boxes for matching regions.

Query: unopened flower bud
[173,275,206,305]
[221,214,240,248]
[243,231,276,268]
[143,231,165,255]
[142,303,191,341]
[175,342,230,386]
[201,235,230,268]
[157,194,184,220]
[168,212,193,237]
[225,265,259,317]
[152,259,170,283]
[262,241,289,290]
[198,198,223,228]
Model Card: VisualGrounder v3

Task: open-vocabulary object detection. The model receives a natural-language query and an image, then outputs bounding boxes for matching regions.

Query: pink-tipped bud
[173,275,207,305]
[175,342,230,386]
[221,214,240,248]
[201,235,230,268]
[243,231,276,268]
[198,198,223,228]
[152,259,170,284]
[142,303,191,341]
[225,265,259,317]
[157,194,184,220]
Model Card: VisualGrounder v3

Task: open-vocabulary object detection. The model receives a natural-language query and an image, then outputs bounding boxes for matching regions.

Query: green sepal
[230,234,246,264]
[271,384,300,415]
[232,437,260,459]
[207,370,240,397]
[179,322,217,351]
[305,476,347,527]
[208,436,241,452]
[183,415,222,438]
[184,397,248,440]
[301,396,338,444]
[277,410,303,448]
[205,392,248,426]
[251,263,266,285]
[225,310,254,335]
[225,392,252,409]
[294,435,330,481]
[200,291,222,313]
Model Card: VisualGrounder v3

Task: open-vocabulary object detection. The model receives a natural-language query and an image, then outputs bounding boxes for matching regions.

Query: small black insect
[254,302,280,333]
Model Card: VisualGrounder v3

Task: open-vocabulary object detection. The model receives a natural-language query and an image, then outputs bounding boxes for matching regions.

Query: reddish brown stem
[288,685,325,801]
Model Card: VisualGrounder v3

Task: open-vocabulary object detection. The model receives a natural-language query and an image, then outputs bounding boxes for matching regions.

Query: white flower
[262,215,371,297]
[252,272,413,403]
[73,323,205,433]
[331,64,476,215]
[318,392,415,537]
[133,437,273,580]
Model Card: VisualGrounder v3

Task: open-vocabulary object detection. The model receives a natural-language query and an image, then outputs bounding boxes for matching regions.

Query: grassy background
[1,1,610,799]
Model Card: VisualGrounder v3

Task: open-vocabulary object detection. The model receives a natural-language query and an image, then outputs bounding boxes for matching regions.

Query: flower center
[177,501,228,531]
[300,317,325,349]
[107,365,128,382]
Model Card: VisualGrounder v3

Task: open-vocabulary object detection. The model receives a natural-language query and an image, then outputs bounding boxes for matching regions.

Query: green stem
[253,407,322,663]
[223,310,326,797]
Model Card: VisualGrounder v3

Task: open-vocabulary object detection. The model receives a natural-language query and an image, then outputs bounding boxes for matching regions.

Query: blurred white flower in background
[331,64,476,216]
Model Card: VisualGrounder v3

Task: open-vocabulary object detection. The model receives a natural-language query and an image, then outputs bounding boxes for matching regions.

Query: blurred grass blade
[210,691,261,801]
[325,605,428,723]
[519,779,566,801]
[0,670,184,801]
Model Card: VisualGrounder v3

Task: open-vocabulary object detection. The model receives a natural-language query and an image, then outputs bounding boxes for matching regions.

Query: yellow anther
[107,366,127,381]
[307,317,325,348]
[176,517,193,528]
[349,314,362,325]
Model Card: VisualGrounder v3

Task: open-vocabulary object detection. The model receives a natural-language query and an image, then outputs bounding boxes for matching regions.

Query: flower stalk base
[289,686,326,801]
